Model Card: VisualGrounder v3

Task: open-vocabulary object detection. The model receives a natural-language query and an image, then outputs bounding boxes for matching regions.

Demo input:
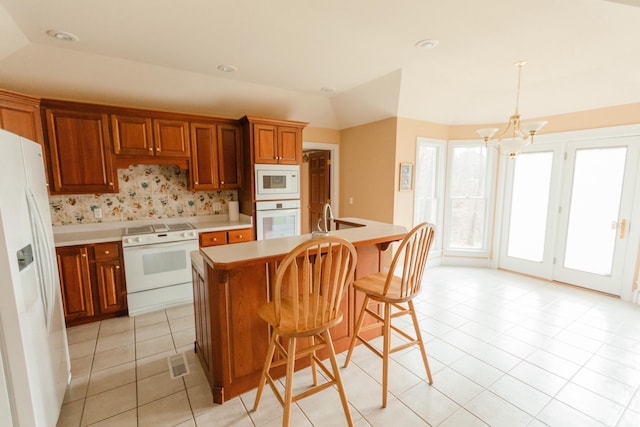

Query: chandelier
[476,61,547,158]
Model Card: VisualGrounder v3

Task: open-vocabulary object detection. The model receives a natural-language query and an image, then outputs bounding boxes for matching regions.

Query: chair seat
[353,272,412,303]
[258,297,344,337]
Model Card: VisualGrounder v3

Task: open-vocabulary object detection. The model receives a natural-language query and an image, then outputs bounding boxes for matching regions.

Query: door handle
[619,219,627,239]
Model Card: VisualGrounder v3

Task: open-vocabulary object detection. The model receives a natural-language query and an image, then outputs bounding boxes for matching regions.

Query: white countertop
[199,218,407,270]
[53,214,253,247]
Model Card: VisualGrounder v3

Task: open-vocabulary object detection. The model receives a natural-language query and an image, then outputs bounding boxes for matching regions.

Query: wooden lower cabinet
[57,242,127,326]
[56,246,94,322]
[199,227,253,247]
[192,264,211,373]
[195,239,392,404]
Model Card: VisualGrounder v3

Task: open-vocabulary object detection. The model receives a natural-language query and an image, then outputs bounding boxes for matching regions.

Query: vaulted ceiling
[1,0,639,130]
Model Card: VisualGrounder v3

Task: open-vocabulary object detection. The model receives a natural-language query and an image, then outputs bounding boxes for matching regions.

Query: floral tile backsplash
[49,165,238,225]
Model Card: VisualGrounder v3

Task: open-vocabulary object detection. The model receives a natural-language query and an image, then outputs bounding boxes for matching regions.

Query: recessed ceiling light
[320,86,336,93]
[46,30,79,42]
[217,65,238,73]
[415,39,439,49]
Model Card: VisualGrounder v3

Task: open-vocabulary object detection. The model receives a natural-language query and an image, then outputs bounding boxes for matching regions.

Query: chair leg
[322,329,354,427]
[408,300,432,384]
[282,336,297,427]
[343,294,370,368]
[382,302,391,408]
[253,329,279,411]
[309,335,318,386]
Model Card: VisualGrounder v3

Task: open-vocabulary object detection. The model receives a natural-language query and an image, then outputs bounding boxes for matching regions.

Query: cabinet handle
[220,181,224,184]
[195,181,199,185]
[148,147,153,152]
[116,266,120,269]
[238,235,243,238]
[109,182,114,185]
[213,238,217,241]
[156,147,161,152]
[81,254,86,257]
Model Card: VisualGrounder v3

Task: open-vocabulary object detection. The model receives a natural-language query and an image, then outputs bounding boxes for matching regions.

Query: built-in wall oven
[255,200,301,240]
[122,223,198,316]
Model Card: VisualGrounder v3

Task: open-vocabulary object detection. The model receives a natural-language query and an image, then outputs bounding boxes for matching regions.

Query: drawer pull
[105,250,110,254]
[238,235,243,238]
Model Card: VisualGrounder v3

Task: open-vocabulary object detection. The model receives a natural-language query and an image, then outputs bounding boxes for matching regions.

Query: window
[413,138,445,251]
[446,144,493,252]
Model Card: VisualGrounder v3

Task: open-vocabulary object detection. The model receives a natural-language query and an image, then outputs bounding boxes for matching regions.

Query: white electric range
[122,222,198,316]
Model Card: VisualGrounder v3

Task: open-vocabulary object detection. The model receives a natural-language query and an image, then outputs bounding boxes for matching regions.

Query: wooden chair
[343,222,435,407]
[253,236,357,427]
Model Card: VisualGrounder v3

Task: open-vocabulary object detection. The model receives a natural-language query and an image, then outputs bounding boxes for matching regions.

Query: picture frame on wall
[399,162,413,191]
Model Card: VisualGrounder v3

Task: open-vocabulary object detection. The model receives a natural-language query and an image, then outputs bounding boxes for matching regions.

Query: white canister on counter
[228,201,240,221]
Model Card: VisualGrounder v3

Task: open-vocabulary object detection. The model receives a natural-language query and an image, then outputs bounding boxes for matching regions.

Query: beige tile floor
[56,266,640,426]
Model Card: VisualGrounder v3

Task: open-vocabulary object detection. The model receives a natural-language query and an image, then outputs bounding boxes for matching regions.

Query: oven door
[256,207,301,240]
[123,239,198,293]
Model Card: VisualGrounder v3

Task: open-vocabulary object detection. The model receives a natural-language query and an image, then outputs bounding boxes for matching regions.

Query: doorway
[301,142,340,234]
[499,135,640,295]
[306,150,331,233]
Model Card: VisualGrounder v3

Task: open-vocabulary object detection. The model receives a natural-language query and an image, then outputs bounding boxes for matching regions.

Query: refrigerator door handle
[25,190,55,330]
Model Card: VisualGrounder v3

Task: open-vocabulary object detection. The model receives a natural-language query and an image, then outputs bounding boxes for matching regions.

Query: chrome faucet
[314,202,334,235]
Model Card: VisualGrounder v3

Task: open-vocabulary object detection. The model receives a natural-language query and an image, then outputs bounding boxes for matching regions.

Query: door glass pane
[414,145,438,222]
[564,147,627,275]
[449,146,487,249]
[507,152,553,262]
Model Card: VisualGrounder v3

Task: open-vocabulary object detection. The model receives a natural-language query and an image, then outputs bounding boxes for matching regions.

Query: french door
[500,136,639,295]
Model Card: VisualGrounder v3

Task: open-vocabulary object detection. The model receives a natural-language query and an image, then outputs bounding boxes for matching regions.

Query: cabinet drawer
[200,231,227,247]
[94,243,120,260]
[228,228,253,244]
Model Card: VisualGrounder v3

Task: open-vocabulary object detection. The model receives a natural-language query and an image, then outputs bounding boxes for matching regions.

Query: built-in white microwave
[254,164,300,200]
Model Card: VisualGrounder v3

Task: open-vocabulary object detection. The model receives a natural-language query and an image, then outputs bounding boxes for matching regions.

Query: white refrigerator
[0,129,70,426]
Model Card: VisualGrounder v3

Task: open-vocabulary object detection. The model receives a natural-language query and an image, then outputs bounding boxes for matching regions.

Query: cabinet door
[56,246,94,322]
[111,114,154,156]
[154,119,190,157]
[253,123,278,164]
[95,258,127,315]
[192,267,211,372]
[217,124,242,188]
[277,125,301,164]
[190,122,219,191]
[0,107,42,143]
[44,108,116,194]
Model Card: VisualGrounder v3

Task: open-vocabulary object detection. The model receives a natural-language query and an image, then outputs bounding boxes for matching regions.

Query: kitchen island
[192,218,407,403]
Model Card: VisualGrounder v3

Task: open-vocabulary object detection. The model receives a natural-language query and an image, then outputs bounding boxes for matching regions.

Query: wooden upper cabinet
[154,119,190,157]
[112,114,189,158]
[0,90,44,144]
[217,123,242,188]
[244,116,306,165]
[43,105,117,194]
[190,121,241,191]
[111,114,154,156]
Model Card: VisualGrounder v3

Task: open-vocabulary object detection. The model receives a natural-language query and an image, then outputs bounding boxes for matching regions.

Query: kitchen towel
[228,201,239,221]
